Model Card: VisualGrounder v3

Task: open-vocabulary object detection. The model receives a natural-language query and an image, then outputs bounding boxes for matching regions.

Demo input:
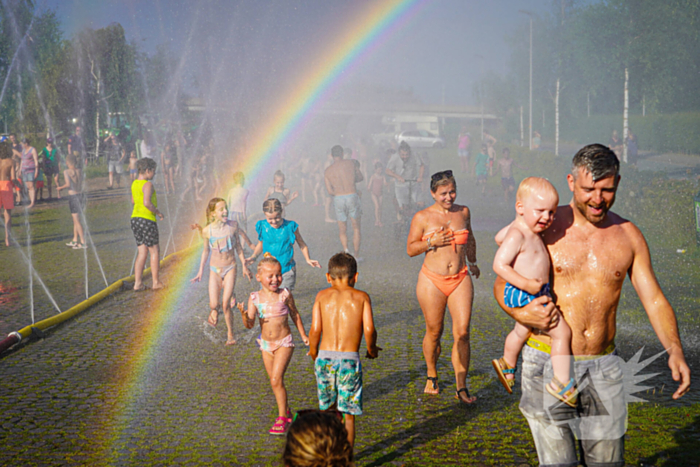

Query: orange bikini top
[422,228,469,251]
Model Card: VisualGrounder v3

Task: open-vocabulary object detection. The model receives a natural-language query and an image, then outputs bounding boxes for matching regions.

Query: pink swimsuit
[251,288,294,354]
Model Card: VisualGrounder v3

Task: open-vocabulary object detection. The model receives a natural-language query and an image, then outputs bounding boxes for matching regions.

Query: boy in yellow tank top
[131,157,164,291]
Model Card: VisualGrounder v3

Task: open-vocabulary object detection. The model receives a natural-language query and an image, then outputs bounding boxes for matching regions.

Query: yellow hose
[12,244,199,343]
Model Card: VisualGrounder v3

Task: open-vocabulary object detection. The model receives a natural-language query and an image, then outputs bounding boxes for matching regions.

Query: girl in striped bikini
[191,197,252,345]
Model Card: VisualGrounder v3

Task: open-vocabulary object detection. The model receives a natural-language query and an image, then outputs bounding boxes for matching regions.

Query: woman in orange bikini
[407,170,480,404]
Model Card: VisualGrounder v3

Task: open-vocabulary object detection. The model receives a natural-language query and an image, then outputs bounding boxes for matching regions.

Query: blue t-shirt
[256,219,298,274]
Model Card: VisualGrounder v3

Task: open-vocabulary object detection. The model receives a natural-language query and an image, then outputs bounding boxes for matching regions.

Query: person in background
[41,138,61,200]
[19,138,39,208]
[457,126,471,173]
[0,147,15,246]
[626,129,638,166]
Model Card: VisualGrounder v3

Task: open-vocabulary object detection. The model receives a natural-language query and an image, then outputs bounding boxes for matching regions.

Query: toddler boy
[492,177,577,407]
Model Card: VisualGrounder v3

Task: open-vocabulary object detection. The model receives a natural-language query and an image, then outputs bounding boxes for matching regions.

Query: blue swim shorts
[504,282,550,308]
[333,193,361,222]
[314,350,363,415]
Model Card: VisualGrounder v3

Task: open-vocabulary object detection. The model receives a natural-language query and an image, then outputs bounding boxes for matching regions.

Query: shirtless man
[325,144,364,259]
[0,147,15,246]
[407,170,480,403]
[494,144,690,466]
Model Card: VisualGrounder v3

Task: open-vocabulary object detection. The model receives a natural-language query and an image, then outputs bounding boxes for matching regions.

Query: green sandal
[546,376,578,408]
[492,357,516,394]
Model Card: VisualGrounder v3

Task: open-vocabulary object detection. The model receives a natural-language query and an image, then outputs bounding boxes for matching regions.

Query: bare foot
[225,338,236,346]
[151,282,165,290]
[325,218,335,223]
[424,377,439,395]
[5,238,9,247]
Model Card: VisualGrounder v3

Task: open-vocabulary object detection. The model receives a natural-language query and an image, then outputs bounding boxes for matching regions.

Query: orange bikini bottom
[421,264,470,297]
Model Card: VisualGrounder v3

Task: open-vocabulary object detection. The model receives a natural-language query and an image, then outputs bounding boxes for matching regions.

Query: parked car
[395,129,445,148]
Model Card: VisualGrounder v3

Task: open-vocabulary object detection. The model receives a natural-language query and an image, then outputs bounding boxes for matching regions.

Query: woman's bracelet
[426,236,433,251]
[468,260,478,267]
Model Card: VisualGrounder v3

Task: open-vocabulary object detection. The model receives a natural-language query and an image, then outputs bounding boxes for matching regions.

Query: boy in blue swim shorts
[308,252,380,447]
[491,177,577,407]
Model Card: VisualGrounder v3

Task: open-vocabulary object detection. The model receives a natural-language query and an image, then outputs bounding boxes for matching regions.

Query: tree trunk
[623,67,629,163]
[555,78,560,157]
[520,105,524,147]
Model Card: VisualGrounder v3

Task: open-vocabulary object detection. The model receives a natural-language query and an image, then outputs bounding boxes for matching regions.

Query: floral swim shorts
[314,350,363,415]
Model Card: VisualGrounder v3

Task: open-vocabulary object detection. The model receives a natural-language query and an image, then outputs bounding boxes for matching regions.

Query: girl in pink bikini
[191,197,251,345]
[239,253,309,435]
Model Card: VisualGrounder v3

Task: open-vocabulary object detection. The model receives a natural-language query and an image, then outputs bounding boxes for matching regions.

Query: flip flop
[425,376,439,394]
[455,387,476,404]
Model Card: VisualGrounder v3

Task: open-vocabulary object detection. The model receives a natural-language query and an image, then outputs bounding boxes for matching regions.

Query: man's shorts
[22,171,35,183]
[476,174,487,183]
[394,181,420,208]
[333,193,361,222]
[519,344,626,467]
[108,160,123,174]
[131,217,159,247]
[68,194,85,214]
[458,148,469,158]
[0,180,14,210]
[501,177,515,190]
[44,164,58,177]
[314,350,363,415]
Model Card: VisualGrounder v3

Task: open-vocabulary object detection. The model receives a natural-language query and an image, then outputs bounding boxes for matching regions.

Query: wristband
[468,261,478,267]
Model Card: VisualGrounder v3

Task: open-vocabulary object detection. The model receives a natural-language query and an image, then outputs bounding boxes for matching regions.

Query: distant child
[238,253,309,435]
[128,151,138,182]
[130,157,164,291]
[308,252,380,447]
[191,198,251,345]
[491,177,577,407]
[474,144,489,194]
[483,129,497,176]
[0,148,15,246]
[246,198,321,291]
[56,155,87,249]
[366,162,386,226]
[265,170,298,210]
[226,171,254,249]
[497,148,526,203]
[457,127,471,173]
[34,156,45,202]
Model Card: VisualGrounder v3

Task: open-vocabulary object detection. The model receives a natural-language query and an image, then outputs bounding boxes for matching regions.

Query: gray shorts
[519,344,626,467]
[108,160,123,174]
[281,266,296,291]
[394,181,420,208]
[458,148,469,158]
[333,193,361,222]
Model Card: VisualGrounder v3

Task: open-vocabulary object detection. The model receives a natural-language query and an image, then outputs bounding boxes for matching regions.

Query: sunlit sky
[41,0,549,105]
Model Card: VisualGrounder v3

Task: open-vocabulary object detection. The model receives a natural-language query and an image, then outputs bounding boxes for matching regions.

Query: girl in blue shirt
[247,198,320,290]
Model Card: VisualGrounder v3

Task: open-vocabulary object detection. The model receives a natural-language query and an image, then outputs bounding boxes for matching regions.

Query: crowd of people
[0,122,688,467]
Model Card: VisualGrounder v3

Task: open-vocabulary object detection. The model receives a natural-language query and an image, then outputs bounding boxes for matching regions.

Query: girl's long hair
[205,197,226,226]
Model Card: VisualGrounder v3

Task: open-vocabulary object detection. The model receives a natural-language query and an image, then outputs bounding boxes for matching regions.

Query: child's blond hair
[516,177,558,203]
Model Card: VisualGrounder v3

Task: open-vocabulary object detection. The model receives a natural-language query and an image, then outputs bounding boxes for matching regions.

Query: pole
[520,105,524,147]
[623,67,629,163]
[528,15,533,151]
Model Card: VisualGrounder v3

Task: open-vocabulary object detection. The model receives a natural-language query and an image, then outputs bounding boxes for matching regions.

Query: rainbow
[103,0,428,461]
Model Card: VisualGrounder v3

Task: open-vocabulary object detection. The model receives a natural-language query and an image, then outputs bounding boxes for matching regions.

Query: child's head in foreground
[515,177,559,234]
[283,410,354,467]
[327,252,357,285]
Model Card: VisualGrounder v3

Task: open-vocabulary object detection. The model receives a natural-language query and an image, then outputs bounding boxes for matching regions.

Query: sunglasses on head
[431,170,453,181]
